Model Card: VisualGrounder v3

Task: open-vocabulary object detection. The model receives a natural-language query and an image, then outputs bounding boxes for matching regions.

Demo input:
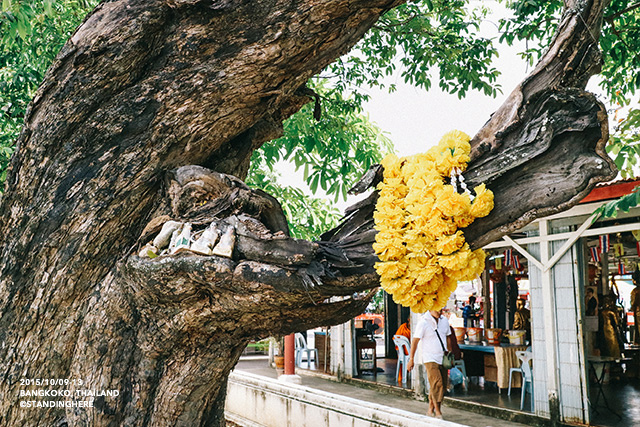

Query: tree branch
[605,1,640,22]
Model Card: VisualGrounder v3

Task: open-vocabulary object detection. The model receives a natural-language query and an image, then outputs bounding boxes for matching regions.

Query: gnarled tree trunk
[0,0,615,426]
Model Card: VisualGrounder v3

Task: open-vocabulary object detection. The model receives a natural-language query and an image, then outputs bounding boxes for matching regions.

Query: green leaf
[596,186,640,219]
[16,18,28,40]
[604,202,619,219]
[310,174,319,193]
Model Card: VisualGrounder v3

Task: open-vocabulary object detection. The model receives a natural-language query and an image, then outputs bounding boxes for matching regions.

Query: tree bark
[0,0,615,426]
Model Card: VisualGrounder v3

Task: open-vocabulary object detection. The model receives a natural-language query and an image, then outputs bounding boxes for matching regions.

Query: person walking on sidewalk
[407,308,453,419]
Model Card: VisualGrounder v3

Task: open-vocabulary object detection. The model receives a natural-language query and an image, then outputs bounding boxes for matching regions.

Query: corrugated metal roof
[580,177,640,203]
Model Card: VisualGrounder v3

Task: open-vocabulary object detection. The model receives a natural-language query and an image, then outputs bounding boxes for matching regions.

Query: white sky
[360,1,531,156]
[361,48,528,157]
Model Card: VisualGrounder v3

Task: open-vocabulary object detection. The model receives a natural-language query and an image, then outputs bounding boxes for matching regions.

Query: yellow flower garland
[373,130,494,312]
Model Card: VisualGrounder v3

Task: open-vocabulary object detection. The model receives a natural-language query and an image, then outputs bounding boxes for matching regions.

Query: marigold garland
[373,130,494,312]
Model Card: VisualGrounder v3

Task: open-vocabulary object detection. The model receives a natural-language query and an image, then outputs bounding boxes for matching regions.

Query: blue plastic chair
[294,332,318,368]
[508,365,523,396]
[516,351,534,411]
[392,335,411,384]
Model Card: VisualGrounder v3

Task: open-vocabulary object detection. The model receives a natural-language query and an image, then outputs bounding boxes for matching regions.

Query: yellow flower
[374,205,405,230]
[412,293,440,313]
[439,130,471,153]
[469,183,494,218]
[406,168,441,191]
[415,273,443,294]
[438,246,471,271]
[406,262,441,289]
[405,233,430,255]
[406,200,435,219]
[374,230,403,242]
[425,214,457,238]
[435,231,466,255]
[376,194,404,215]
[454,214,475,228]
[373,234,407,261]
[432,290,449,310]
[436,185,471,218]
[392,290,415,307]
[410,299,428,313]
[442,275,460,293]
[402,157,436,181]
[379,177,408,199]
[382,276,412,294]
[375,260,408,279]
[419,292,438,309]
[380,278,401,294]
[443,268,464,281]
[467,249,487,277]
[374,130,493,310]
[381,153,402,179]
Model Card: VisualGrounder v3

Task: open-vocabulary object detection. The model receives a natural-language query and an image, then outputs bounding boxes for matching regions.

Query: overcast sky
[360,0,531,156]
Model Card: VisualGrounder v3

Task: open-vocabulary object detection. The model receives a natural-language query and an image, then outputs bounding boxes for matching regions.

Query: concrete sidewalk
[233,357,530,427]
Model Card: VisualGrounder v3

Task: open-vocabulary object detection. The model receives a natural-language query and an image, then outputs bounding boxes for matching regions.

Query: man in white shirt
[407,308,451,419]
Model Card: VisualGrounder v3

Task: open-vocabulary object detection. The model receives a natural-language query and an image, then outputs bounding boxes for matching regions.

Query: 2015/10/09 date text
[20,378,84,387]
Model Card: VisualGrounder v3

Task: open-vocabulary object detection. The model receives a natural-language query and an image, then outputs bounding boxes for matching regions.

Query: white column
[539,220,561,420]
[330,321,355,379]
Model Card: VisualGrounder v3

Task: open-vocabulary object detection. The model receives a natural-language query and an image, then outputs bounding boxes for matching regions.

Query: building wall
[552,240,590,423]
[527,242,550,417]
[528,240,589,423]
[330,321,355,378]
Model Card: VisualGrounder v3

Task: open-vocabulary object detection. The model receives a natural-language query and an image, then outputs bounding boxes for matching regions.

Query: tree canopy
[3,0,639,231]
[501,0,640,183]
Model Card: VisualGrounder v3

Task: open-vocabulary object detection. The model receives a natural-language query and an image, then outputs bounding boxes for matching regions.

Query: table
[459,344,496,353]
[460,343,528,390]
[587,356,622,419]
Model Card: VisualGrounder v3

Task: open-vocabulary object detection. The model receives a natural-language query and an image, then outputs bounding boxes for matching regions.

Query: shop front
[324,179,640,426]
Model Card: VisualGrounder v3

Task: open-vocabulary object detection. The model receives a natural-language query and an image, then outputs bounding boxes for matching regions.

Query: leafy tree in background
[500,0,640,187]
[327,0,501,99]
[246,82,394,238]
[4,0,638,230]
[0,0,98,182]
[608,107,640,178]
[499,0,640,102]
[2,1,638,234]
[251,0,501,236]
[1,0,501,238]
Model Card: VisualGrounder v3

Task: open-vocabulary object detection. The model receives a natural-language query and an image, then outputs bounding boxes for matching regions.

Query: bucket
[486,328,503,345]
[274,355,285,377]
[453,327,467,343]
[467,327,483,343]
[507,330,526,345]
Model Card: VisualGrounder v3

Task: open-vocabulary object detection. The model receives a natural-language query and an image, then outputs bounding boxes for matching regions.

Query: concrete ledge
[339,376,419,400]
[225,370,467,427]
[296,368,559,427]
[443,397,565,427]
[294,367,419,400]
[225,411,264,427]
